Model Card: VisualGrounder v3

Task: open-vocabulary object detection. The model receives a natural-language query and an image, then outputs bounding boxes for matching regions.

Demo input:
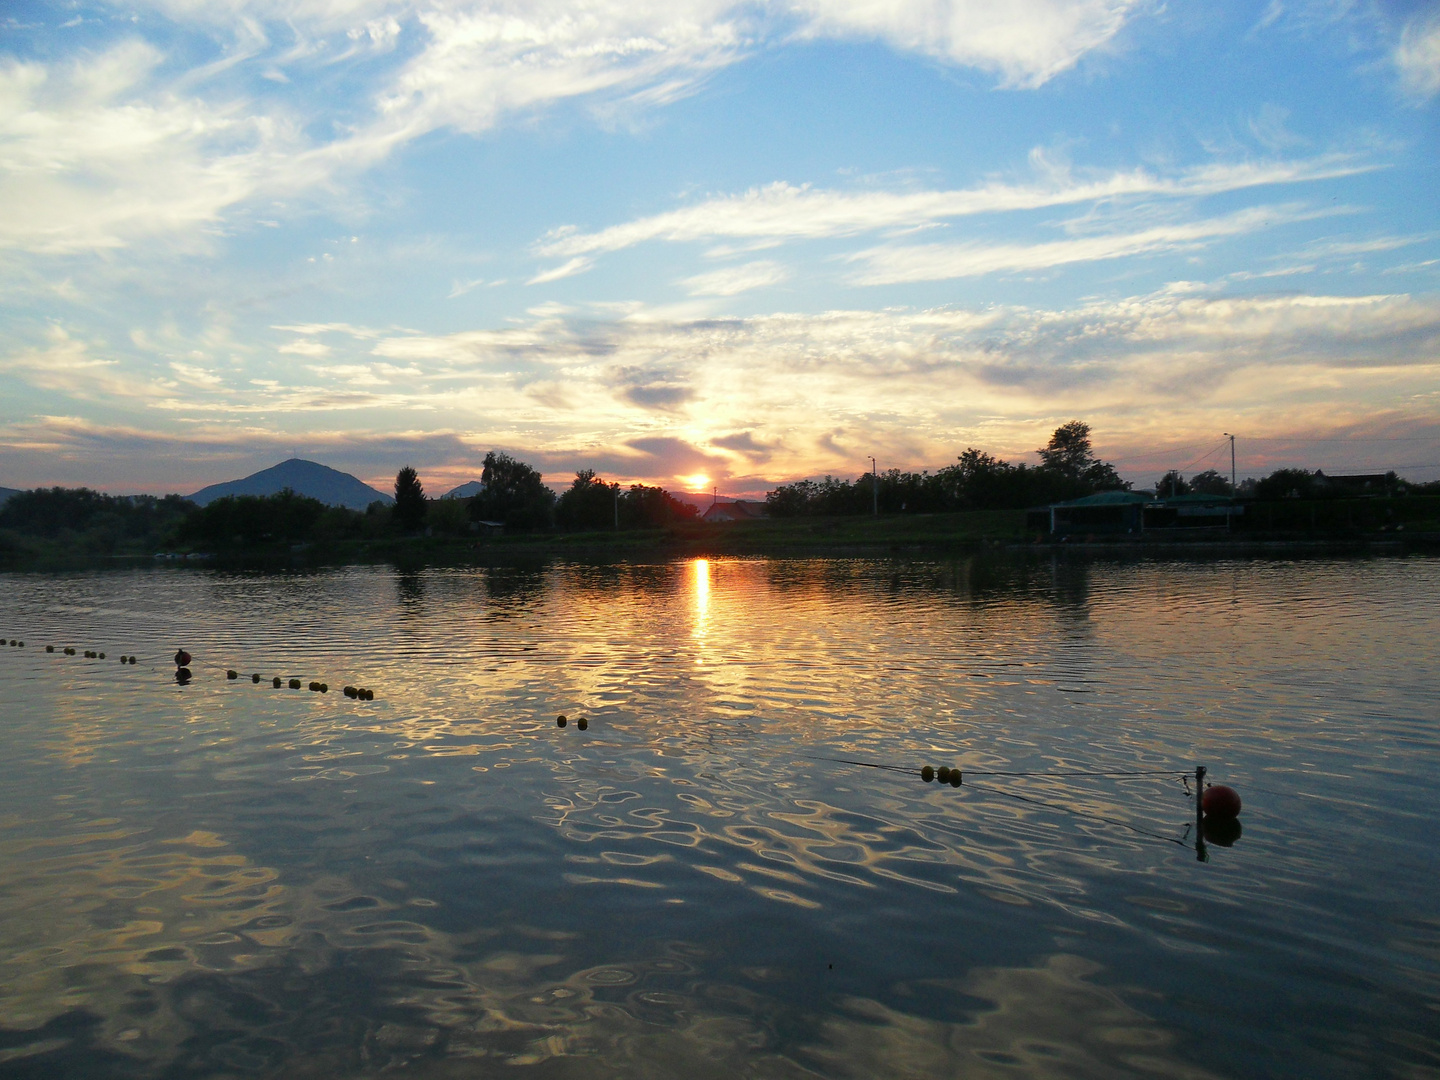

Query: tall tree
[555,470,618,531]
[472,451,555,530]
[1189,469,1232,495]
[393,466,427,531]
[1155,470,1191,497]
[1038,421,1097,480]
[1037,421,1128,494]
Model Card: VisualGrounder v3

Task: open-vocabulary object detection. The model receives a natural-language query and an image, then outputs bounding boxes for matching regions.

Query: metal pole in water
[1195,764,1208,862]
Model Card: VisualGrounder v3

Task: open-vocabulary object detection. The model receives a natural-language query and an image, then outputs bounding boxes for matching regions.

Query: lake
[0,555,1436,1078]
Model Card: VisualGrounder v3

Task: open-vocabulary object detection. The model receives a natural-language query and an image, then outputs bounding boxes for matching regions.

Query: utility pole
[1223,433,1236,492]
[613,483,619,530]
[869,457,878,516]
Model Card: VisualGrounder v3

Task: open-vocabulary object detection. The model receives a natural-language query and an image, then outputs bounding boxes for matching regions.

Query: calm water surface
[0,556,1436,1078]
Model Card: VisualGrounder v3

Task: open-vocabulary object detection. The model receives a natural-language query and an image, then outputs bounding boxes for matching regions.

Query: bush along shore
[4,426,1439,568]
[2,489,1439,570]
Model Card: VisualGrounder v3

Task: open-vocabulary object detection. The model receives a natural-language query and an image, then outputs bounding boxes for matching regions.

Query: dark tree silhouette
[472,451,555,530]
[393,466,427,531]
[1189,469,1232,495]
[765,424,1130,518]
[620,484,699,528]
[555,470,618,531]
[1155,470,1191,497]
[1255,468,1323,500]
[1037,421,1127,493]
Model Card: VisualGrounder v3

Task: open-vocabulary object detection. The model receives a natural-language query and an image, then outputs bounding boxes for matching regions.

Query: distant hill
[0,486,19,507]
[188,459,392,510]
[441,480,484,499]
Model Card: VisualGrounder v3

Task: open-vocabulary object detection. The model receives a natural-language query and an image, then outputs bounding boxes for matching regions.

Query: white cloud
[0,41,305,253]
[1395,12,1440,100]
[534,154,1373,262]
[8,290,1438,486]
[794,0,1139,88]
[331,289,1440,476]
[681,259,789,295]
[845,204,1323,284]
[1,0,1161,257]
[0,324,171,400]
[278,339,333,356]
[527,256,595,284]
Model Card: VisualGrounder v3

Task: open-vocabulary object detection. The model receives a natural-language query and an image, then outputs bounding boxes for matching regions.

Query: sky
[2,0,1438,498]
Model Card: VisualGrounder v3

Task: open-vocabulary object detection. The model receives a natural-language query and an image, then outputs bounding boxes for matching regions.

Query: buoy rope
[807,755,1196,849]
[981,783,1191,848]
[6,640,375,698]
[810,755,1188,779]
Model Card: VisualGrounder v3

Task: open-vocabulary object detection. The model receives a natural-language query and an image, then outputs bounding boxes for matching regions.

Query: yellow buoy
[46,645,54,653]
[289,679,301,689]
[252,673,261,683]
[921,766,934,783]
[937,767,951,783]
[556,714,567,727]
[227,670,238,680]
[577,717,588,730]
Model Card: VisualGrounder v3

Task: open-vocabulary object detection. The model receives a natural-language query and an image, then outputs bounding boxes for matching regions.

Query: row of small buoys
[36,644,124,657]
[343,686,374,700]
[7,639,22,647]
[920,765,963,788]
[555,714,589,730]
[119,655,137,664]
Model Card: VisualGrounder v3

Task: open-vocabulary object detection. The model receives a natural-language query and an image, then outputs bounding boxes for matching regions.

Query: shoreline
[2,518,1437,572]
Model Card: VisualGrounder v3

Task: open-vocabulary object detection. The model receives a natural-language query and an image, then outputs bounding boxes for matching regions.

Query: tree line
[765,422,1128,516]
[392,452,700,534]
[4,423,1437,558]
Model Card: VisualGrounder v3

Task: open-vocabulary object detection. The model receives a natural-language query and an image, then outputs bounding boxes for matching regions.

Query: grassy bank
[5,499,1440,571]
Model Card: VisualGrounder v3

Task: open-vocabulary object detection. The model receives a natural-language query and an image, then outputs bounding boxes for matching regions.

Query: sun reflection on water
[691,558,711,658]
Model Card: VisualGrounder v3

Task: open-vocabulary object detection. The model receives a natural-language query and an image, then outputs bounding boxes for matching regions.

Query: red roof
[701,500,767,522]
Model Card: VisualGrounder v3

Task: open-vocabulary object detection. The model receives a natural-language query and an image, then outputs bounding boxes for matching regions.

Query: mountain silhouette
[188,459,392,510]
[441,480,484,499]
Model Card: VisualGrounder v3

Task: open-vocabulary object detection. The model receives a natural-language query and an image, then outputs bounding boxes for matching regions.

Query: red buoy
[174,649,192,667]
[1202,784,1242,818]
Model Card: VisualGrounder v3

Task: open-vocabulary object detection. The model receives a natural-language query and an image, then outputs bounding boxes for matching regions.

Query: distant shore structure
[701,500,768,523]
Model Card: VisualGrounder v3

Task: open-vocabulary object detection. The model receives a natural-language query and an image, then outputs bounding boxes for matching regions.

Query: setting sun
[679,474,711,491]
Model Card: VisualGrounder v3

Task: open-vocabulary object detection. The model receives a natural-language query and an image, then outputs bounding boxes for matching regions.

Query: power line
[1234,435,1438,443]
[1173,439,1230,476]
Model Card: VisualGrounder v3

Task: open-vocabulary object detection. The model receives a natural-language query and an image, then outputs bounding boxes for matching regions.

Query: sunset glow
[1,2,1436,495]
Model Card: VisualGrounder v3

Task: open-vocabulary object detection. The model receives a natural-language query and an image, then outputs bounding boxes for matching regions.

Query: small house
[701,500,767,523]
[1027,491,1150,536]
